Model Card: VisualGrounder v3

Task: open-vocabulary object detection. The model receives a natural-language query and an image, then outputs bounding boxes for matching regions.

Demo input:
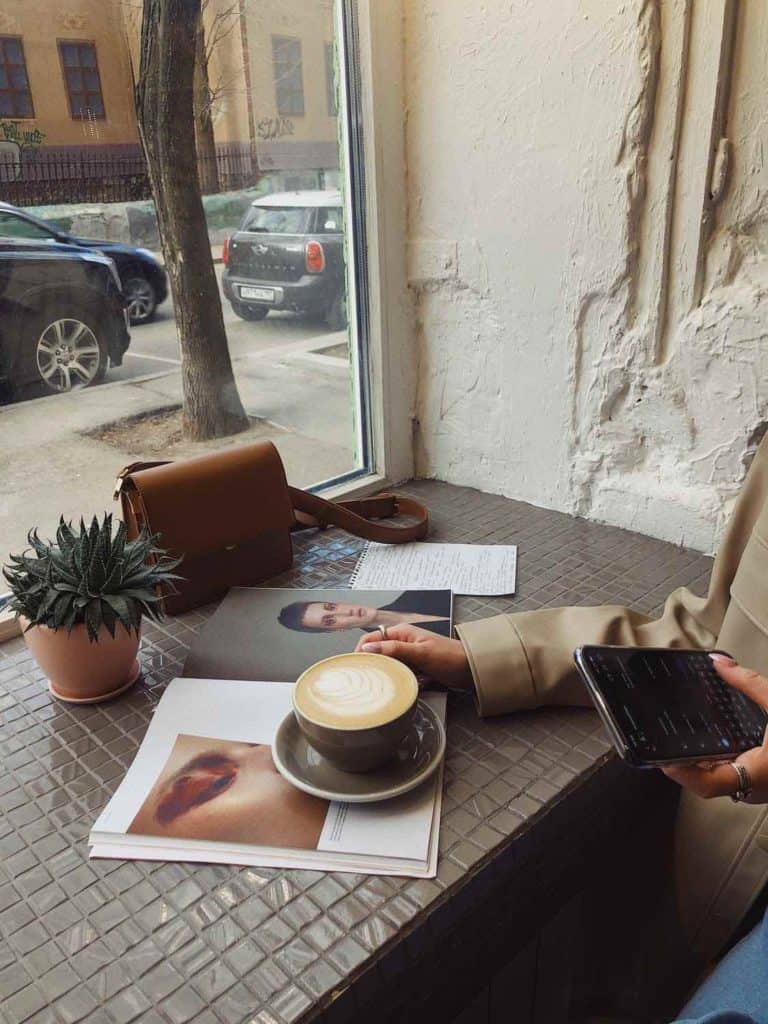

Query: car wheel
[325,291,347,331]
[124,275,157,325]
[21,307,108,396]
[232,301,268,322]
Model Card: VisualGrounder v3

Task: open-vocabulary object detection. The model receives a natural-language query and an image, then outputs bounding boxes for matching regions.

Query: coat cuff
[455,614,536,717]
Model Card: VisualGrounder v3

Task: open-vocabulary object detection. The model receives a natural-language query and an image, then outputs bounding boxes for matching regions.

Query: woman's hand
[354,624,474,692]
[662,655,768,803]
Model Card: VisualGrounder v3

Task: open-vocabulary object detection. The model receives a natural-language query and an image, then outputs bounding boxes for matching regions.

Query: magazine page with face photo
[182,587,453,682]
[90,678,444,877]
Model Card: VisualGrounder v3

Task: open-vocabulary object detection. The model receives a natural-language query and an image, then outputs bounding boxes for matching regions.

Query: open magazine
[182,587,453,682]
[90,678,445,878]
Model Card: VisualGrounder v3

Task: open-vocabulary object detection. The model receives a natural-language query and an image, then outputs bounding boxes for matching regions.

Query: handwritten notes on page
[350,542,517,597]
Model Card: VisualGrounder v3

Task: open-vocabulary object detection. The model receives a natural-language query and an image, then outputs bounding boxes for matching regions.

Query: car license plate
[240,286,275,302]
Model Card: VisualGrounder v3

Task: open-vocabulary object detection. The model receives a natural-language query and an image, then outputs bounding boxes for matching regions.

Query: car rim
[35,319,101,392]
[125,278,154,321]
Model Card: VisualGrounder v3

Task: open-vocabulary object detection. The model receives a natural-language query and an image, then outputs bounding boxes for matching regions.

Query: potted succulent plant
[4,514,181,704]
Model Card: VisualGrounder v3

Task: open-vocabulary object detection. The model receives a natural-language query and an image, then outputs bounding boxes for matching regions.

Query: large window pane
[0,36,34,119]
[0,1,370,569]
[58,41,106,120]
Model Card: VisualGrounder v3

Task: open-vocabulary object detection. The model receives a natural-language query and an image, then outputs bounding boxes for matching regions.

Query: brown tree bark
[193,12,220,195]
[137,0,248,441]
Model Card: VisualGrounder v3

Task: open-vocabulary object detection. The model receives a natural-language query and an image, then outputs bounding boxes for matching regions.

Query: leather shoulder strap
[289,487,428,543]
[113,461,171,500]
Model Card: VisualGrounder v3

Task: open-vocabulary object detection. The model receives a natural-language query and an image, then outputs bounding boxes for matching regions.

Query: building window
[325,43,337,117]
[0,37,34,119]
[271,36,304,116]
[58,41,105,120]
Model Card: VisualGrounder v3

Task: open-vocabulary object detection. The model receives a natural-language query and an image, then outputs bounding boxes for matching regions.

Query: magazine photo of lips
[128,734,329,849]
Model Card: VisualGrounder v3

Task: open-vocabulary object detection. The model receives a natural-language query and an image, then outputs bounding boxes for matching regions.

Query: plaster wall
[406,0,768,553]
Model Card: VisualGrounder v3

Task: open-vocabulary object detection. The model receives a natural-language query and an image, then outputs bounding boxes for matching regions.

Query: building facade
[0,0,139,162]
[0,0,339,179]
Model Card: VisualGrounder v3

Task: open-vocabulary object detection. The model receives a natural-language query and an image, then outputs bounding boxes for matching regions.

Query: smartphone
[573,645,768,767]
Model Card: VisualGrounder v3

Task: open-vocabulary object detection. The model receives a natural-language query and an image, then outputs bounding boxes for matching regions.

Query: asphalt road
[107,264,332,385]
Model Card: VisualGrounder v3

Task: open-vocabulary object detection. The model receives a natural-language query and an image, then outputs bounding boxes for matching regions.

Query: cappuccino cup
[293,653,419,772]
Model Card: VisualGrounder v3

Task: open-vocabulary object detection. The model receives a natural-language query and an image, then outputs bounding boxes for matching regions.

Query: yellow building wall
[0,0,338,170]
[205,1,251,147]
[0,0,138,152]
[242,0,339,169]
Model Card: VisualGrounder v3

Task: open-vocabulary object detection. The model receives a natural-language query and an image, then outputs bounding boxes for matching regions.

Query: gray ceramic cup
[293,653,419,773]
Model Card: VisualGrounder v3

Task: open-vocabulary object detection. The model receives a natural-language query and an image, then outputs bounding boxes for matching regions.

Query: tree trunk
[193,14,220,195]
[137,0,248,441]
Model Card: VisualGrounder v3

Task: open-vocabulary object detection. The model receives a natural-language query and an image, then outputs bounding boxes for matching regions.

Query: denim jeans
[674,907,768,1023]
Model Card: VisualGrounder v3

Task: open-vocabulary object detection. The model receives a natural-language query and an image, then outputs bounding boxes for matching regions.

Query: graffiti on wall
[0,121,46,150]
[256,117,294,142]
[0,122,46,182]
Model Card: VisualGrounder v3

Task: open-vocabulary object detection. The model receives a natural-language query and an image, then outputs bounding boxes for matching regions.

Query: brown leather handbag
[113,441,428,615]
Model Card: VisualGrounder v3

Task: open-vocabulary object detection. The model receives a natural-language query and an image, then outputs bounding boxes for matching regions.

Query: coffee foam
[294,654,417,729]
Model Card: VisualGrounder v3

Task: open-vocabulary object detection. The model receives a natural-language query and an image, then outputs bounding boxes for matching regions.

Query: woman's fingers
[355,623,431,652]
[710,655,768,712]
[357,638,433,670]
[661,761,740,800]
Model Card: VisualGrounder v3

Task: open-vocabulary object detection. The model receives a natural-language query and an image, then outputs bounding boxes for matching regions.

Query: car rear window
[241,206,312,234]
[316,208,343,233]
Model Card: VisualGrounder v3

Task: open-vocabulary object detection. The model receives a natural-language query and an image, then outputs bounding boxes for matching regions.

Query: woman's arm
[358,595,721,717]
[456,594,720,715]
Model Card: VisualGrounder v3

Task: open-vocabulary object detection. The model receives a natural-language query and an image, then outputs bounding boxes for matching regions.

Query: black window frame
[0,36,34,120]
[58,40,106,122]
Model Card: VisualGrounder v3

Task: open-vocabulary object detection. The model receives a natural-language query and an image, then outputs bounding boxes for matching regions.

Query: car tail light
[222,237,230,267]
[305,240,325,274]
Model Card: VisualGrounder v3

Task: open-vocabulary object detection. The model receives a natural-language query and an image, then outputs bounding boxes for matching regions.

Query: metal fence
[0,145,258,207]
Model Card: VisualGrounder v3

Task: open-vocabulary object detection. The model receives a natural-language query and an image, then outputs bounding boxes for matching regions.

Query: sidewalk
[0,336,356,567]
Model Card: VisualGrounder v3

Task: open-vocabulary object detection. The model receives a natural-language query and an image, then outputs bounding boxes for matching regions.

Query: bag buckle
[113,476,125,501]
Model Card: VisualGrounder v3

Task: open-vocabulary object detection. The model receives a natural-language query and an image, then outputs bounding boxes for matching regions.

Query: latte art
[308,665,399,718]
[295,654,417,729]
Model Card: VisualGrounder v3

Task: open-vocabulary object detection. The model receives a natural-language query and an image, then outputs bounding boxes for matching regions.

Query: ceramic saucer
[272,700,446,803]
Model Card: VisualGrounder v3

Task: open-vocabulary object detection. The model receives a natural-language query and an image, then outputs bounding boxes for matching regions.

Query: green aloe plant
[3,515,182,642]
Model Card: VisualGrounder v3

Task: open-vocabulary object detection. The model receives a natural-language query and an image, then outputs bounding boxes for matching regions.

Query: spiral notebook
[350,542,518,596]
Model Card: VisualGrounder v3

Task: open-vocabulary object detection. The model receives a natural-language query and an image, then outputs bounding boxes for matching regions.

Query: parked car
[222,190,347,329]
[0,202,167,325]
[0,239,130,398]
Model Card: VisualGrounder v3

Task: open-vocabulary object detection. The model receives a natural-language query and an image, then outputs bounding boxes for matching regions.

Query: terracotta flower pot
[20,616,141,704]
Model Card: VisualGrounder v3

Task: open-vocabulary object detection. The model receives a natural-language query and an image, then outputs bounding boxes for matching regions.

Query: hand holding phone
[574,645,768,767]
[661,657,768,802]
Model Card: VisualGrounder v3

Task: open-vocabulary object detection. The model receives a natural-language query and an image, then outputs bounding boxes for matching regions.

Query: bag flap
[127,441,295,557]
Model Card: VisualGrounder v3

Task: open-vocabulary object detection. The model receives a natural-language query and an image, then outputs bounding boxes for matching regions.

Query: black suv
[222,190,347,329]
[0,239,130,398]
[0,202,168,325]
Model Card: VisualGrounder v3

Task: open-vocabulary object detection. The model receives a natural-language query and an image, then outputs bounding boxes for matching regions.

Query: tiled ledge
[0,479,713,1024]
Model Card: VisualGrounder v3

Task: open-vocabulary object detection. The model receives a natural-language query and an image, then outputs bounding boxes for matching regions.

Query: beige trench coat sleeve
[456,433,768,718]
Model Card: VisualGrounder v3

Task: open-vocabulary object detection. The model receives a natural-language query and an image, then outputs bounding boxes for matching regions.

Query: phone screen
[581,647,768,762]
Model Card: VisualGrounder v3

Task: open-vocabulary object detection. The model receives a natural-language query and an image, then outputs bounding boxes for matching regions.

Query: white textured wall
[406,0,768,553]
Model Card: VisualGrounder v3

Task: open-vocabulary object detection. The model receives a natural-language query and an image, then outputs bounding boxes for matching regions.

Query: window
[242,205,312,234]
[0,37,33,118]
[315,207,342,233]
[325,43,337,116]
[59,41,105,120]
[0,0,400,574]
[0,212,54,240]
[271,36,304,116]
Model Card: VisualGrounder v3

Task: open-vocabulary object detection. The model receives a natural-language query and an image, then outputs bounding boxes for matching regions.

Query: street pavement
[108,264,326,384]
[0,264,359,568]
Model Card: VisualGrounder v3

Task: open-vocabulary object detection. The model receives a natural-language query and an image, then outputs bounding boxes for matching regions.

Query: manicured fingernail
[361,642,381,653]
[710,652,736,665]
